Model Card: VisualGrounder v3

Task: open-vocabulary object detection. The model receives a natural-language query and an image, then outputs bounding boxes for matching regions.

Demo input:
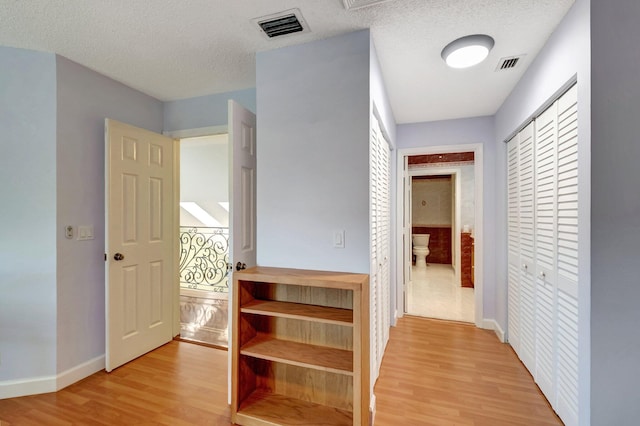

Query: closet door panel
[517,123,536,372]
[506,137,521,352]
[534,105,558,400]
[554,85,580,425]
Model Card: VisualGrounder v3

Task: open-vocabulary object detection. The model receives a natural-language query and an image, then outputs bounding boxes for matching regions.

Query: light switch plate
[333,230,345,248]
[77,225,95,241]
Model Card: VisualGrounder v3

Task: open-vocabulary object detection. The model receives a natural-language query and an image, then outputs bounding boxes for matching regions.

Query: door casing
[395,143,484,328]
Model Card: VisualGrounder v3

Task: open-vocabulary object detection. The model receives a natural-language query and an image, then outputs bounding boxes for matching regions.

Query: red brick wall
[461,232,474,288]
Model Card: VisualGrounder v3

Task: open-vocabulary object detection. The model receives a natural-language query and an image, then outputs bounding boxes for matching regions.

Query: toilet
[412,234,430,267]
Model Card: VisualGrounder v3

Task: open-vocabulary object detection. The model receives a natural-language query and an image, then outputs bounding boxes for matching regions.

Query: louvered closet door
[506,136,521,353]
[506,85,580,426]
[534,104,558,400]
[554,85,579,426]
[370,115,391,381]
[370,122,379,383]
[378,130,391,348]
[517,123,536,372]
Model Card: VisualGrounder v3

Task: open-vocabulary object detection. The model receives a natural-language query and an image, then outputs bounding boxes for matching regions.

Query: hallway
[407,263,475,322]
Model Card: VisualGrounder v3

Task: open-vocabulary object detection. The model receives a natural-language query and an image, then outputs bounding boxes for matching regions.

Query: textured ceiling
[0,0,574,123]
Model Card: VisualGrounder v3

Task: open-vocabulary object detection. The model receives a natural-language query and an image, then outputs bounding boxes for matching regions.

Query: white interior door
[228,100,257,271]
[105,119,175,372]
[227,100,257,403]
[403,156,411,310]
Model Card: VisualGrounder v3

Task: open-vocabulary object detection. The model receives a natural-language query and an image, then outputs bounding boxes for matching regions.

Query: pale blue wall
[55,56,163,374]
[0,47,57,382]
[591,0,640,422]
[163,88,256,132]
[256,30,371,273]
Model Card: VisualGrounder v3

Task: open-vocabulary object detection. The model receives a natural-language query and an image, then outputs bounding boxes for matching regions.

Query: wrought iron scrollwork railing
[179,226,230,292]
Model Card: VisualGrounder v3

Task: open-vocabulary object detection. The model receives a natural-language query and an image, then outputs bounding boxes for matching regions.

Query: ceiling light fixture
[441,34,495,69]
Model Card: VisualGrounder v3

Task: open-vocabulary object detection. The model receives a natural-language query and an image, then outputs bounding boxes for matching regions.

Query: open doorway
[407,164,474,323]
[178,133,230,348]
[397,146,483,326]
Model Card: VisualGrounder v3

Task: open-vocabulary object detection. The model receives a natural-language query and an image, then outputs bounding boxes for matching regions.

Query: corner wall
[256,30,371,273]
[591,0,640,423]
[0,47,58,390]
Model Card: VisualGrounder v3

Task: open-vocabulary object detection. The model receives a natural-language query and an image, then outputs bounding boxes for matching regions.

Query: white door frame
[164,125,229,337]
[395,143,484,327]
[408,167,462,284]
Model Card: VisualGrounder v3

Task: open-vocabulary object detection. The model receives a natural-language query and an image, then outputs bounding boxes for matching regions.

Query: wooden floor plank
[0,317,561,425]
[373,317,562,425]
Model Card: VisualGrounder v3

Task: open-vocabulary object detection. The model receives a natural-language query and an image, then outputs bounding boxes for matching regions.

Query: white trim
[395,143,484,328]
[0,375,56,399]
[163,125,228,139]
[56,355,105,391]
[370,393,377,425]
[0,355,105,399]
[481,319,506,343]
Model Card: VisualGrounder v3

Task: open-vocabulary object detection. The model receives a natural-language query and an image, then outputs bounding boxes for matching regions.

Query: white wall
[55,56,164,375]
[0,47,57,386]
[397,117,495,319]
[493,0,590,422]
[591,1,640,423]
[180,135,229,227]
[256,30,371,273]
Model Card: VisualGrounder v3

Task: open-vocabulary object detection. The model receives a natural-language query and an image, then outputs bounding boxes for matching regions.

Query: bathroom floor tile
[406,263,475,323]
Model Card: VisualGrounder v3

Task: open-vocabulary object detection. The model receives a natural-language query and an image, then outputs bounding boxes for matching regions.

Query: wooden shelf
[233,266,369,290]
[237,391,353,426]
[241,333,353,375]
[241,300,354,326]
[232,266,369,425]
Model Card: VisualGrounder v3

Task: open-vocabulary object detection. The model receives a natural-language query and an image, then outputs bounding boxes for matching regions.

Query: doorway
[396,144,483,327]
[178,133,230,347]
[406,168,474,322]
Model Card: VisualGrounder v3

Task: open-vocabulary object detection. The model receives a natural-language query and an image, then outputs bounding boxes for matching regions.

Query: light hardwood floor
[0,317,561,425]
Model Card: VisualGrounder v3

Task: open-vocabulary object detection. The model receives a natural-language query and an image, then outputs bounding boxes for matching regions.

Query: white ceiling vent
[343,0,394,10]
[496,55,524,71]
[252,9,310,39]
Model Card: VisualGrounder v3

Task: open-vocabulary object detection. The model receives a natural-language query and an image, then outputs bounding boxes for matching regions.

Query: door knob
[236,262,246,271]
[113,253,124,261]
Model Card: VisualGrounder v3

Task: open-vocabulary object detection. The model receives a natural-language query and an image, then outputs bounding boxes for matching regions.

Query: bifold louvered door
[506,85,579,426]
[370,115,391,383]
[553,85,579,426]
[507,123,537,374]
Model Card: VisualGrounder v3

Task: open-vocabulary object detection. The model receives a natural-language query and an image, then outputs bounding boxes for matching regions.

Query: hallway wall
[256,30,371,273]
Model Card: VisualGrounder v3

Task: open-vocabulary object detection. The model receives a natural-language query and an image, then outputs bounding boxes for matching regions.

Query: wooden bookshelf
[231,266,370,426]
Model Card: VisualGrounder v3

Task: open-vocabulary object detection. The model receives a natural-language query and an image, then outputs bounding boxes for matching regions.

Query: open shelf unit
[231,266,370,426]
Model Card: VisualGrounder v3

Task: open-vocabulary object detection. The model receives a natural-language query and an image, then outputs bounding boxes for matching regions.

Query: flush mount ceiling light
[441,34,495,69]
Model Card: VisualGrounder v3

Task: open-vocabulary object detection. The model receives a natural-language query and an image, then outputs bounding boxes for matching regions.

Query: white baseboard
[0,375,56,399]
[56,355,105,391]
[0,355,105,400]
[481,318,506,343]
